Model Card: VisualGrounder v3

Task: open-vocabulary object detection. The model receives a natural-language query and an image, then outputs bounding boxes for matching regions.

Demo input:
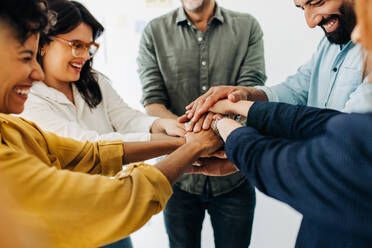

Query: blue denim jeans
[164,180,256,248]
[101,237,132,248]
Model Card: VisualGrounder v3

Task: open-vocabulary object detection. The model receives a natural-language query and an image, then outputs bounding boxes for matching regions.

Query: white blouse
[21,73,157,142]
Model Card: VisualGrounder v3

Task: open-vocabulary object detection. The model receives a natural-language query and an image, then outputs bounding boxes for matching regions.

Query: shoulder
[0,114,39,130]
[219,7,263,37]
[92,71,116,94]
[220,7,259,23]
[94,71,112,86]
[145,9,179,32]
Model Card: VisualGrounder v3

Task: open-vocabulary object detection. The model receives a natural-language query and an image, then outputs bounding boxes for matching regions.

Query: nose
[77,48,91,61]
[304,8,323,28]
[351,24,361,44]
[30,60,45,82]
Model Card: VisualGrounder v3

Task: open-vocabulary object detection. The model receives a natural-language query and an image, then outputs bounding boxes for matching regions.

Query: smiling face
[0,23,44,114]
[41,22,93,87]
[294,0,356,44]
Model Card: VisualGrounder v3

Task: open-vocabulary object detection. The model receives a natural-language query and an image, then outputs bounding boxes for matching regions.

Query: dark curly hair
[40,0,104,108]
[0,0,53,44]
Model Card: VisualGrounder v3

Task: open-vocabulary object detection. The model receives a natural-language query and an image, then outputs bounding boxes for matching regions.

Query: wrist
[150,119,163,133]
[183,142,205,158]
[216,118,242,142]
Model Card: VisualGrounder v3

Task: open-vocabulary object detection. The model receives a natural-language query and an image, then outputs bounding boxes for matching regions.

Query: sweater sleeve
[0,146,172,247]
[247,101,342,139]
[225,113,372,235]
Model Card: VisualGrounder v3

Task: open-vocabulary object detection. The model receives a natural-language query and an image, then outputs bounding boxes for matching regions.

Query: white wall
[79,0,324,247]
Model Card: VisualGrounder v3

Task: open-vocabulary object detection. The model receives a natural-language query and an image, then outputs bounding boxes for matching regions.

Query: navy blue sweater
[225,101,372,248]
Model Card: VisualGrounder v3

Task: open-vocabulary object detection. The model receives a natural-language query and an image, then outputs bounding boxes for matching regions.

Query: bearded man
[137,0,266,247]
[183,0,372,130]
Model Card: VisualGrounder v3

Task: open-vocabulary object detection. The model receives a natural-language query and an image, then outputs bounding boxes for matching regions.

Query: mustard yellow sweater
[0,114,172,247]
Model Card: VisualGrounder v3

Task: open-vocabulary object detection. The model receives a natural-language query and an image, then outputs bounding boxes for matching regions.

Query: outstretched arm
[222,114,372,235]
[209,100,342,139]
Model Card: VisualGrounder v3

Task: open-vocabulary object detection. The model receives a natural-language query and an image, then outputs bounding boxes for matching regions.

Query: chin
[11,107,24,115]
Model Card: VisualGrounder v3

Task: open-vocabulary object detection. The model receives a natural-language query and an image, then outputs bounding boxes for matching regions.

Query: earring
[40,49,46,56]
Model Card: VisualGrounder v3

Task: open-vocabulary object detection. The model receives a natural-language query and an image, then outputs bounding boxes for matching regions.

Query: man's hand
[178,86,249,131]
[185,158,238,176]
[151,119,186,137]
[179,86,268,132]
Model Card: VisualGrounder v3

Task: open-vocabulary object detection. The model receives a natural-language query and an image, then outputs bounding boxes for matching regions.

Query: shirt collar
[31,81,74,105]
[176,4,224,25]
[339,40,354,51]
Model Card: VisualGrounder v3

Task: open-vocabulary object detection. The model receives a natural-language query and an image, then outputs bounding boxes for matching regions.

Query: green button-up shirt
[138,5,266,196]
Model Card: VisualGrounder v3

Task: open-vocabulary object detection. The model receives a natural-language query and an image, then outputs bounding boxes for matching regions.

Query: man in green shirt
[137,0,266,247]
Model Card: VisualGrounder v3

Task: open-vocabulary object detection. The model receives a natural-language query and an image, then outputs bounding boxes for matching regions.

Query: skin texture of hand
[185,129,223,158]
[179,86,267,131]
[178,86,249,130]
[185,158,238,176]
[209,100,255,118]
[151,118,186,137]
[185,112,217,133]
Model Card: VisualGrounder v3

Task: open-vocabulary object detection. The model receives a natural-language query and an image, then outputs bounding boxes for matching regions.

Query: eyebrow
[295,0,314,8]
[19,50,34,56]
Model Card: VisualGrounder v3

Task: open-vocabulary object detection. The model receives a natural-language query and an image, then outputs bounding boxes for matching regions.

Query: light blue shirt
[257,37,372,112]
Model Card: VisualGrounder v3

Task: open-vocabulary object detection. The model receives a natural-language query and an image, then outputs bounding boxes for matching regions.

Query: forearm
[246,102,342,139]
[1,149,172,247]
[122,139,184,164]
[150,133,181,141]
[154,142,202,184]
[145,103,178,119]
[225,125,372,230]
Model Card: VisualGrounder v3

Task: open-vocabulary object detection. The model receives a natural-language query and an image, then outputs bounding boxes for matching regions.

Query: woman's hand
[215,118,243,142]
[185,129,223,157]
[208,99,234,115]
[151,119,186,137]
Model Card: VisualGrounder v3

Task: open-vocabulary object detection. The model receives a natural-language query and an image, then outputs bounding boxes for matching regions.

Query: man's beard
[319,4,356,45]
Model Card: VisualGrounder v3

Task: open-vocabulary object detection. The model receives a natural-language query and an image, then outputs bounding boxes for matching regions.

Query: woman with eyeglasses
[21,3,185,245]
[21,0,185,148]
[0,0,223,247]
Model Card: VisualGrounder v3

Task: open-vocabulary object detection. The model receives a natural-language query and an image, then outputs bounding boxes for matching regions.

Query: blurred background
[77,0,323,247]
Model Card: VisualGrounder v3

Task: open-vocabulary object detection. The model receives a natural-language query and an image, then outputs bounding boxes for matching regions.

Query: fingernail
[186,125,191,131]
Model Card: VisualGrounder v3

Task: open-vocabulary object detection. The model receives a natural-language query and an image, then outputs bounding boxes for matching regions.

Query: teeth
[71,63,82,69]
[323,20,337,30]
[15,89,30,95]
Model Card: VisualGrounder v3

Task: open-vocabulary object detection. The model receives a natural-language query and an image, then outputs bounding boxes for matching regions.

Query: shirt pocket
[329,67,363,108]
[335,67,363,86]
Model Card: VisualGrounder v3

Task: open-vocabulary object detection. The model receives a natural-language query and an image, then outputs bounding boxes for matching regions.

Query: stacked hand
[176,85,258,176]
[152,118,186,137]
[181,112,242,177]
